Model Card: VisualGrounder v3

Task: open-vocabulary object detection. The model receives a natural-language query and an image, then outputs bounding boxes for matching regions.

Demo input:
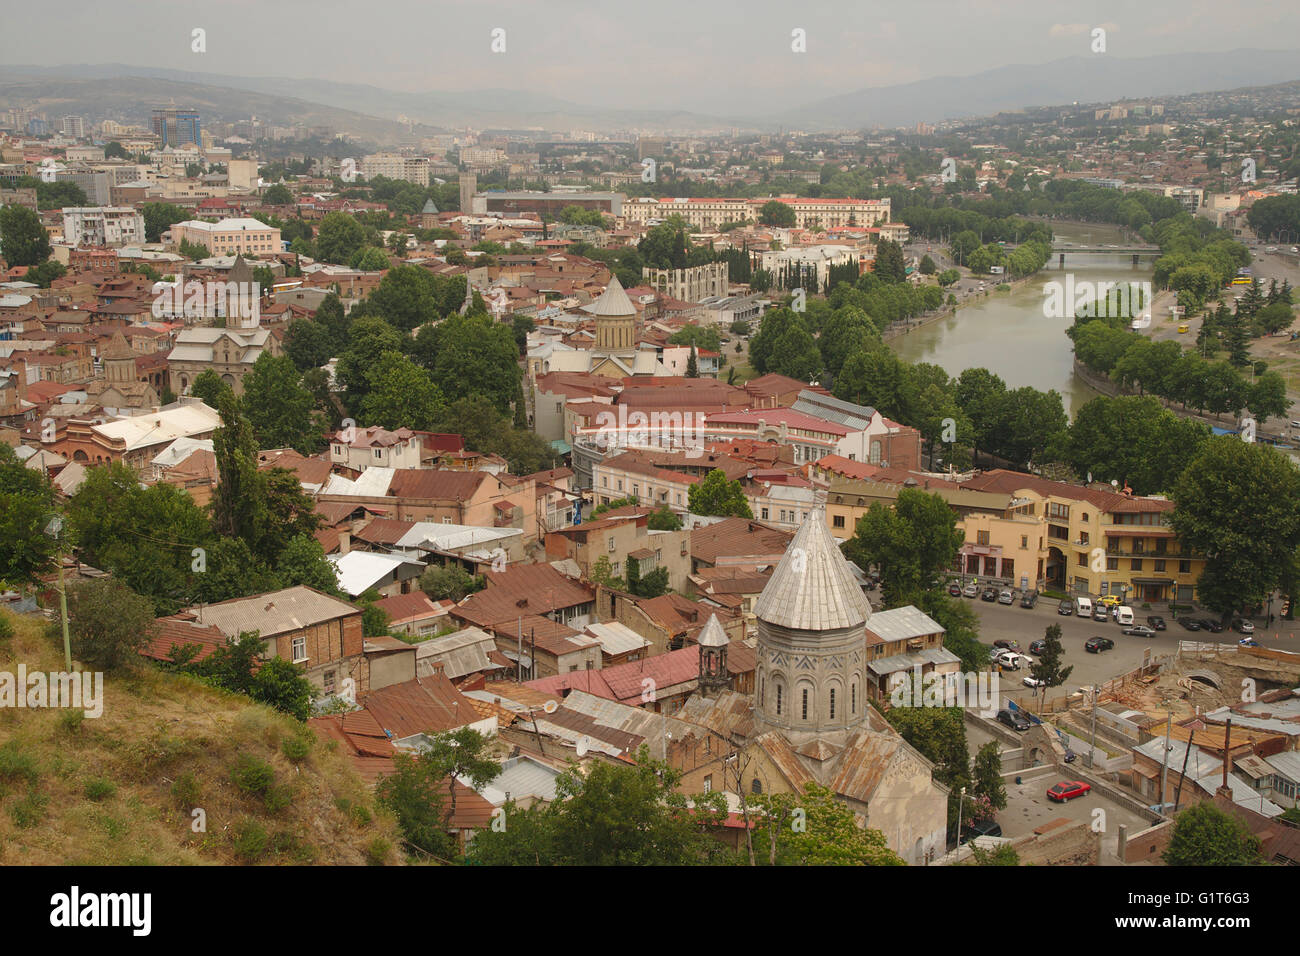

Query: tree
[419,564,485,602]
[685,345,699,378]
[276,534,339,594]
[873,239,907,283]
[419,313,522,414]
[284,318,334,371]
[360,351,444,430]
[315,212,368,264]
[375,752,453,859]
[0,204,51,266]
[1162,802,1264,866]
[1029,623,1073,689]
[1255,301,1295,336]
[647,506,682,531]
[241,352,321,454]
[336,316,406,409]
[751,783,904,865]
[918,254,937,275]
[211,391,267,549]
[688,469,753,518]
[842,488,964,608]
[1170,437,1300,617]
[189,368,232,408]
[466,749,727,865]
[350,245,390,272]
[262,183,293,206]
[970,742,1007,812]
[0,443,58,587]
[757,200,796,228]
[65,579,159,672]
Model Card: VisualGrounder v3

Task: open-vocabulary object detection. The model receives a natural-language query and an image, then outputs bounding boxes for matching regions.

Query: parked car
[963,581,979,598]
[1115,606,1135,626]
[993,651,1023,671]
[948,581,963,597]
[1198,618,1224,633]
[1057,600,1074,616]
[1023,675,1046,688]
[981,586,998,602]
[1092,605,1110,621]
[1147,616,1167,631]
[998,589,1014,605]
[1123,624,1157,638]
[961,818,1003,842]
[1020,590,1038,609]
[992,639,1021,651]
[1085,636,1115,653]
[997,708,1031,731]
[1233,619,1255,634]
[1028,639,1047,655]
[1177,617,1203,631]
[1098,595,1121,608]
[1047,780,1092,802]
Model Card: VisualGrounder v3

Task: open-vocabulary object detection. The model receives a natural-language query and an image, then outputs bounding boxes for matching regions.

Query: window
[829,688,836,720]
[1077,552,1088,567]
[801,688,809,720]
[977,531,990,545]
[1021,535,1028,549]
[751,779,763,795]
[374,449,382,459]
[1106,558,1119,571]
[555,401,562,413]
[617,480,623,491]
[1131,559,1143,571]
[833,514,845,529]
[761,508,769,520]
[1153,559,1165,572]
[1179,560,1192,574]
[602,476,608,488]
[291,636,307,662]
[775,684,782,715]
[608,536,616,552]
[851,683,856,713]
[323,670,335,693]
[632,484,639,497]
[703,775,712,792]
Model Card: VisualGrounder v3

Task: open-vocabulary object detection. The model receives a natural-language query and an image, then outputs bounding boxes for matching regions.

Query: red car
[1047,780,1091,802]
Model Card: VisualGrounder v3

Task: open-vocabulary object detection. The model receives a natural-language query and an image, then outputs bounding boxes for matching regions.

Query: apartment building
[545,511,691,593]
[328,425,424,474]
[622,196,890,231]
[61,207,146,247]
[170,217,282,256]
[642,262,729,302]
[360,153,430,186]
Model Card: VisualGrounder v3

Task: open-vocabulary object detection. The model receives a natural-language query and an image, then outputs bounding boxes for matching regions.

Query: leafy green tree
[757,200,796,228]
[419,313,522,414]
[842,488,963,608]
[262,183,293,206]
[1170,437,1300,617]
[1065,396,1209,495]
[466,750,727,865]
[918,254,937,275]
[688,469,753,518]
[419,564,485,602]
[971,741,1007,812]
[0,205,51,266]
[885,706,969,789]
[315,212,368,264]
[969,843,1020,865]
[211,391,267,549]
[276,534,340,594]
[375,751,453,859]
[189,368,232,408]
[284,318,334,371]
[241,352,321,454]
[0,443,58,586]
[1029,623,1073,690]
[65,579,159,672]
[751,783,904,865]
[1162,802,1264,866]
[360,351,444,430]
[917,591,989,672]
[350,245,390,272]
[336,316,405,410]
[872,239,907,283]
[647,506,682,531]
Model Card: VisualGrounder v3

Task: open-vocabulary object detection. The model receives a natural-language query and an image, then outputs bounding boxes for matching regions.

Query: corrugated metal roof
[415,627,501,680]
[327,551,423,597]
[188,585,359,638]
[867,646,961,676]
[864,606,946,644]
[583,621,653,656]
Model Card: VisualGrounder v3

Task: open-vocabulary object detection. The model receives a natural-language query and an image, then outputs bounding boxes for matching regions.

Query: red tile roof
[363,673,484,739]
[451,564,594,629]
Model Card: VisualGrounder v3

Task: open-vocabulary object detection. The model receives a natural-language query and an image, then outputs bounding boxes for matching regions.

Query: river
[893,222,1153,418]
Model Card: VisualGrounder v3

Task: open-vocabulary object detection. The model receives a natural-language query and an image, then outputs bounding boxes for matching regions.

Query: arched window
[775,684,783,716]
[801,688,809,721]
[829,688,836,720]
[851,683,857,714]
[759,676,764,707]
[751,779,763,795]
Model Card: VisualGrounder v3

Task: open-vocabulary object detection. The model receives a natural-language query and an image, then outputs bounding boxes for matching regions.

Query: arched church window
[801,688,809,721]
[829,688,836,720]
[775,684,782,716]
[751,779,762,795]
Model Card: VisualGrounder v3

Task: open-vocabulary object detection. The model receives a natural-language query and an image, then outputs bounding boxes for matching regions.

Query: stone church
[676,512,950,864]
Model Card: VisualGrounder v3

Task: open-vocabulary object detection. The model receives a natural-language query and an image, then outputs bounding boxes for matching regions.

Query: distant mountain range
[3,49,1299,137]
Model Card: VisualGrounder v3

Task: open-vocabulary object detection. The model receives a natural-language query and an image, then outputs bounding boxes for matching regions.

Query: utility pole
[1159,712,1172,811]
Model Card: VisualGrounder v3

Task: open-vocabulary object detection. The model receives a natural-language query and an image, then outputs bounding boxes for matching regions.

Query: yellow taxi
[1098,595,1122,608]
[1178,323,1190,333]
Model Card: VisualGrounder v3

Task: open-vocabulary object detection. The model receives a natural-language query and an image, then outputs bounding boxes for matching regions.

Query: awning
[1131,577,1174,585]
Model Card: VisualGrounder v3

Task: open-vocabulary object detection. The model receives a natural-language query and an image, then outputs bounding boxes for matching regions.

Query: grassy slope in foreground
[0,610,402,865]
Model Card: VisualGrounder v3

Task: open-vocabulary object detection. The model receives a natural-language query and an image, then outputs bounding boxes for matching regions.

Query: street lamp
[956,786,966,853]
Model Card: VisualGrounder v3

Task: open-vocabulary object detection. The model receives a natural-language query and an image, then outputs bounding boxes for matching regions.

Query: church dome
[753,511,870,631]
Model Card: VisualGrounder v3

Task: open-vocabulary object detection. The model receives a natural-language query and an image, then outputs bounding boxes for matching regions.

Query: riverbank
[883,271,1041,342]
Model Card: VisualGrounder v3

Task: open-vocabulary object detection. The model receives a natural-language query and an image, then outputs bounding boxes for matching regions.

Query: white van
[1075,596,1093,617]
[1115,606,1134,626]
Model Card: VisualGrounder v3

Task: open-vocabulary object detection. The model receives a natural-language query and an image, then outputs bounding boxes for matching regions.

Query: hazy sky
[5,0,1300,113]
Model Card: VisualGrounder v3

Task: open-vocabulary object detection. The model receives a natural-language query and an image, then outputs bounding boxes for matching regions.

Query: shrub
[230,754,276,797]
[232,820,268,862]
[0,742,39,792]
[58,710,84,736]
[281,735,311,763]
[84,778,116,802]
[10,789,48,828]
[170,772,201,808]
[366,837,391,866]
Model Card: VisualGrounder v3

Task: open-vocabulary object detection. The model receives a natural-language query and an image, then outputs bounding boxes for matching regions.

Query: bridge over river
[1052,242,1162,266]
